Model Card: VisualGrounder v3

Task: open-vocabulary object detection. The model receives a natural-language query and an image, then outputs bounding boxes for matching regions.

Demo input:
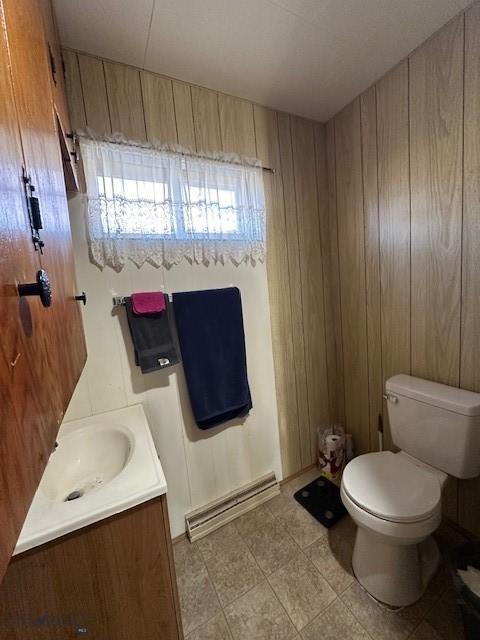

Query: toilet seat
[342,451,441,524]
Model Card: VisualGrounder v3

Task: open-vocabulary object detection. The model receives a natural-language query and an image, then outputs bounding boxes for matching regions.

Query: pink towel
[131,292,166,316]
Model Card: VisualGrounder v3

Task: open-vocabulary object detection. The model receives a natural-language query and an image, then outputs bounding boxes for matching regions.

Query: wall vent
[185,472,279,542]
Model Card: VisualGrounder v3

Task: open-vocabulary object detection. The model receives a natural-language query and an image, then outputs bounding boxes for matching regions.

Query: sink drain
[65,489,83,502]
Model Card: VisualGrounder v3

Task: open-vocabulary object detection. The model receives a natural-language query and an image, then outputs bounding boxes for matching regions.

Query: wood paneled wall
[326,5,480,532]
[62,49,331,478]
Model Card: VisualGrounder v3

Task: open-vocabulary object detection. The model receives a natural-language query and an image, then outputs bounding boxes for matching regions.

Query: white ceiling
[53,0,471,122]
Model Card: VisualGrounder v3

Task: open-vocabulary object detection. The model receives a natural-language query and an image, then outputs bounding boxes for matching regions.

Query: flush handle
[382,393,398,403]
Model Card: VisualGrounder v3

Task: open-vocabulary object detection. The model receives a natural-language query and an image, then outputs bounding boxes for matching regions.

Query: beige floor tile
[281,468,321,498]
[301,598,372,640]
[186,612,232,640]
[305,532,354,595]
[198,523,263,606]
[197,523,243,561]
[341,581,418,640]
[174,538,205,576]
[408,621,443,640]
[425,586,465,640]
[240,513,300,575]
[404,562,450,623]
[224,581,297,640]
[268,550,336,631]
[268,493,326,548]
[235,504,276,539]
[176,545,221,635]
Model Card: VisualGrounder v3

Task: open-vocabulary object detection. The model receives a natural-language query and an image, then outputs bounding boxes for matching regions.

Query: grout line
[359,95,372,452]
[288,116,311,470]
[276,112,303,474]
[142,0,156,70]
[101,60,113,135]
[374,82,385,450]
[331,118,347,429]
[407,53,413,378]
[458,10,466,392]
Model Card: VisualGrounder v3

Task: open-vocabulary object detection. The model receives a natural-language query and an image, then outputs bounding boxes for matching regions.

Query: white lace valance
[80,136,266,270]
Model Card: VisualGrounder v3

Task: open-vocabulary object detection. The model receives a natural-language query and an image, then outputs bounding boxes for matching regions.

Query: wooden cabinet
[0,0,86,583]
[0,496,183,640]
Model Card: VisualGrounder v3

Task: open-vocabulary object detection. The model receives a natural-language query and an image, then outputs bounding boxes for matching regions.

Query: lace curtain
[80,137,266,270]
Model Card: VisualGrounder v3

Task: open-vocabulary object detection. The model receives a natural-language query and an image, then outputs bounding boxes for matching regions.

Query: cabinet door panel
[0,0,86,581]
[3,0,87,407]
[0,0,59,582]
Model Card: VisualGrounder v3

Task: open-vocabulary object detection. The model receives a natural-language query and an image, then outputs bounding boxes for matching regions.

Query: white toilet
[341,374,480,608]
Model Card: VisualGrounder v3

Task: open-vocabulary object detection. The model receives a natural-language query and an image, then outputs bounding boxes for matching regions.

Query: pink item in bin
[131,292,166,316]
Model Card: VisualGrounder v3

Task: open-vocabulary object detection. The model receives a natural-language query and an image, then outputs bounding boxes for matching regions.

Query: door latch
[22,168,45,253]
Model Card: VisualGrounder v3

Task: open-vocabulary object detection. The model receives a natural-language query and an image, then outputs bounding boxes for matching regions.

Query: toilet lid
[342,451,441,523]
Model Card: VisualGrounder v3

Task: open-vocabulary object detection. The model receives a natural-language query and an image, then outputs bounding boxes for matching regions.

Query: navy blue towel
[173,287,252,429]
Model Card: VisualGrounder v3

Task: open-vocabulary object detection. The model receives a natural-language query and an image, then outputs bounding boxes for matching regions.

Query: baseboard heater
[185,472,280,542]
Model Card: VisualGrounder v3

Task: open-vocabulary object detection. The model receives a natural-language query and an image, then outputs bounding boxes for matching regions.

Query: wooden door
[0,0,86,582]
[0,0,53,582]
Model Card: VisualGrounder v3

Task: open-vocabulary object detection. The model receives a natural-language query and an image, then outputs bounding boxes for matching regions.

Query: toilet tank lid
[386,375,480,417]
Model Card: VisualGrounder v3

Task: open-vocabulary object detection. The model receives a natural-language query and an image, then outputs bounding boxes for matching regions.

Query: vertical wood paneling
[172,81,196,149]
[459,5,480,535]
[291,117,329,463]
[410,21,463,521]
[376,61,411,451]
[360,86,382,452]
[77,54,111,135]
[141,71,177,144]
[191,86,221,153]
[255,106,300,475]
[64,51,328,480]
[323,121,345,425]
[409,16,463,387]
[104,62,146,141]
[62,50,86,131]
[335,100,370,454]
[219,94,256,157]
[277,113,309,468]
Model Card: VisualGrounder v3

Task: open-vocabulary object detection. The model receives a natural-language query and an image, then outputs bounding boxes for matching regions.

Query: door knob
[75,291,87,305]
[18,269,52,307]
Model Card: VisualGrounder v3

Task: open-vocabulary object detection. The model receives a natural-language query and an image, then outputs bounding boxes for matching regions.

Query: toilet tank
[385,375,480,479]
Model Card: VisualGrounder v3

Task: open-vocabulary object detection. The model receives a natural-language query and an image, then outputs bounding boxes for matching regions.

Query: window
[81,138,265,270]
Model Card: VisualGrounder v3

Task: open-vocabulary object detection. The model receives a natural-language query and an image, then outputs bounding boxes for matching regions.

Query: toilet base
[352,526,440,607]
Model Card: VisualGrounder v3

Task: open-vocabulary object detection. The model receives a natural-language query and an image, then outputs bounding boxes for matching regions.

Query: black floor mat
[294,475,347,528]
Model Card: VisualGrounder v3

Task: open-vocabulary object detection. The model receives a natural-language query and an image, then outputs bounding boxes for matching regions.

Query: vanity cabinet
[0,0,86,584]
[0,496,184,640]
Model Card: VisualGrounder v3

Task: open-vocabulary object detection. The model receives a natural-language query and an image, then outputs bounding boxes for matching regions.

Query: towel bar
[112,293,172,307]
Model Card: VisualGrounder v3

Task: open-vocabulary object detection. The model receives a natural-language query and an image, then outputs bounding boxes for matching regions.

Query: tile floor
[174,468,469,640]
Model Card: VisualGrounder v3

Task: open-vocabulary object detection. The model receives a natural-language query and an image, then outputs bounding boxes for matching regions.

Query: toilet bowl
[340,374,480,608]
[341,450,446,607]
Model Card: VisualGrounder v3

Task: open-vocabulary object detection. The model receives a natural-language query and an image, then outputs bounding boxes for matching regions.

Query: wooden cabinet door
[0,0,86,581]
[0,0,56,582]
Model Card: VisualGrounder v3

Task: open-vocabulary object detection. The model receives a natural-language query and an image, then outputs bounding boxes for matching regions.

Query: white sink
[41,424,133,502]
[15,405,167,555]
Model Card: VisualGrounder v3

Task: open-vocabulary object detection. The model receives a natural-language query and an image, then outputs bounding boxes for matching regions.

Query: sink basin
[15,404,167,555]
[41,425,133,502]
